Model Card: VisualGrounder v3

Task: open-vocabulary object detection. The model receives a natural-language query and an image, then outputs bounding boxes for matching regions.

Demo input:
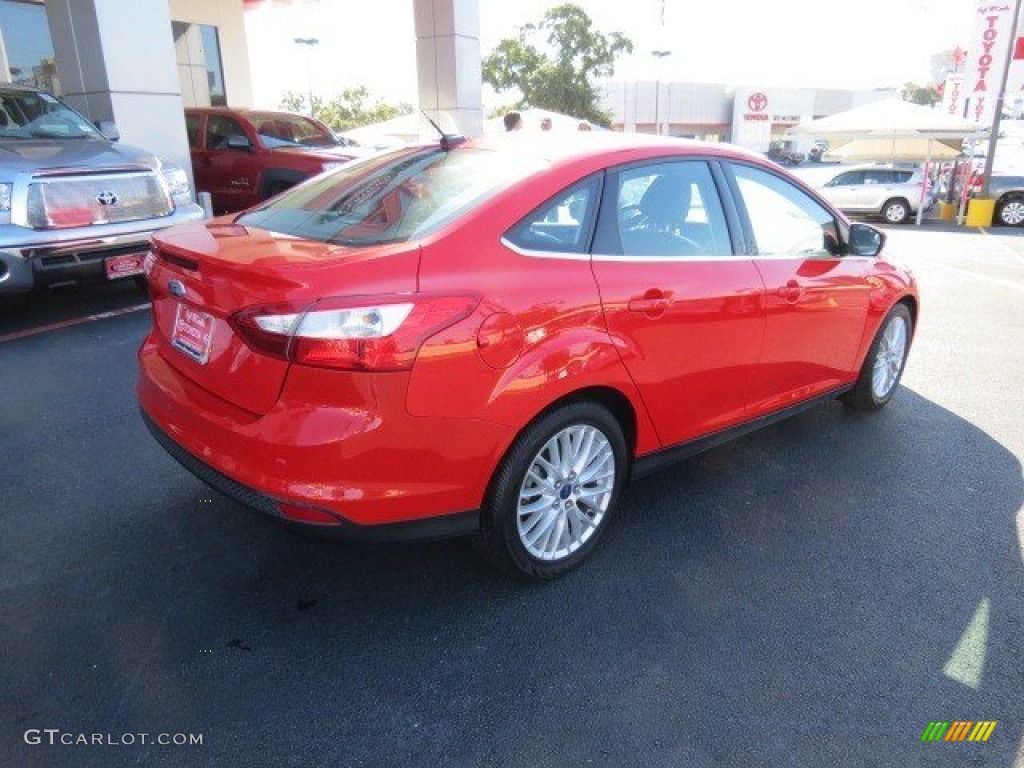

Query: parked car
[138,133,918,579]
[765,140,805,166]
[818,164,933,224]
[0,85,203,296]
[978,174,1024,226]
[185,107,368,214]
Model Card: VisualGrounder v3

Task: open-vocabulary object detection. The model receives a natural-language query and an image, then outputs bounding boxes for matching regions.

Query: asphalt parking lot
[1,224,1022,767]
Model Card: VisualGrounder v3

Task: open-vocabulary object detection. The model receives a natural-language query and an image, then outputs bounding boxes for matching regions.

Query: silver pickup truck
[1,85,204,296]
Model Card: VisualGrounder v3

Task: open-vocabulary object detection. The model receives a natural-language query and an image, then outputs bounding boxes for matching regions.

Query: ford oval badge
[168,279,186,297]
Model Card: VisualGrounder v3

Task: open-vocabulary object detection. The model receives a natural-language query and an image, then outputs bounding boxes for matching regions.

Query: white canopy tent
[788,99,983,223]
[822,136,963,162]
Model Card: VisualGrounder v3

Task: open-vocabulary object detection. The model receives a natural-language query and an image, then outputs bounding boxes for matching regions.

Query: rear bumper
[137,332,511,533]
[141,410,480,541]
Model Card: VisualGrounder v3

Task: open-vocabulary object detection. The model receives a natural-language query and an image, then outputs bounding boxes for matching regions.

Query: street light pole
[651,49,671,135]
[293,37,320,118]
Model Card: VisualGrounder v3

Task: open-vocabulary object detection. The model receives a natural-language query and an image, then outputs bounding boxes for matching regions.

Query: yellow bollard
[938,201,956,221]
[965,198,996,227]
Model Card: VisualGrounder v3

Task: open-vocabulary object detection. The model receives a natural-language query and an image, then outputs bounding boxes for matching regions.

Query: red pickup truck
[185,107,367,214]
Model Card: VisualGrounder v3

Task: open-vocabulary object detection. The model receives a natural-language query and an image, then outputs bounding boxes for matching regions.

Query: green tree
[482,3,633,126]
[280,86,411,132]
[902,81,941,107]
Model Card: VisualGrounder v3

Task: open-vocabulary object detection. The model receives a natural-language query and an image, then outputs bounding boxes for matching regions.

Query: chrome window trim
[500,236,591,261]
[502,236,873,264]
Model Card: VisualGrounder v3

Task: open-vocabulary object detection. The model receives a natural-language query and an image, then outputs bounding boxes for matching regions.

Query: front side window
[731,163,836,257]
[830,171,864,187]
[597,160,733,258]
[238,146,548,246]
[205,115,247,150]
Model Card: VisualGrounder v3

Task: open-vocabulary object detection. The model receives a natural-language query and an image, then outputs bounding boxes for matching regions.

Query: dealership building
[598,81,898,152]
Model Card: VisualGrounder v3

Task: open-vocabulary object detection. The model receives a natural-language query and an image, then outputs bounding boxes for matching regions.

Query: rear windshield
[237,146,547,246]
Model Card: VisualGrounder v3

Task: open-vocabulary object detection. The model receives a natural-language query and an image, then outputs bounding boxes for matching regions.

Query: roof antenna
[420,109,467,151]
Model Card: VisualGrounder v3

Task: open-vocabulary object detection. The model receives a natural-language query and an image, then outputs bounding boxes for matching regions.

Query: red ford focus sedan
[138,133,917,579]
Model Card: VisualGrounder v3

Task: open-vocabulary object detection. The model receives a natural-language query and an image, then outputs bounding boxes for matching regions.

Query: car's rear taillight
[230,293,480,371]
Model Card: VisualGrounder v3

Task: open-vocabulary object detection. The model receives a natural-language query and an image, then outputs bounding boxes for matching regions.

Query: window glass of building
[173,21,227,107]
[0,1,60,93]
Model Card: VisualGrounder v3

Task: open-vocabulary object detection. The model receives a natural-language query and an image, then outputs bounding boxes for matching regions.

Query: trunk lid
[147,220,419,414]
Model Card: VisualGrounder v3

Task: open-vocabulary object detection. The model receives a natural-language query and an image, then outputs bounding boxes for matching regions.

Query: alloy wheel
[999,200,1024,226]
[516,424,616,561]
[871,314,908,399]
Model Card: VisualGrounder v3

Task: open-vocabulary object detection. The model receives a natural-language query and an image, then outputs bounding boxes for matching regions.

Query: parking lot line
[924,261,1024,293]
[0,302,150,343]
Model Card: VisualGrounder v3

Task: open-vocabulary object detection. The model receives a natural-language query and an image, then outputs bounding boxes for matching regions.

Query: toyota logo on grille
[96,191,118,206]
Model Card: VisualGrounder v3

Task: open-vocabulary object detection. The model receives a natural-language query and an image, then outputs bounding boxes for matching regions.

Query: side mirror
[848,222,885,258]
[226,134,252,151]
[97,121,120,141]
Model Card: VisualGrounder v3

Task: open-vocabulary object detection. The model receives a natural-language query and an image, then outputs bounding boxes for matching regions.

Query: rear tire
[881,198,910,225]
[996,196,1024,226]
[475,402,628,580]
[841,303,913,411]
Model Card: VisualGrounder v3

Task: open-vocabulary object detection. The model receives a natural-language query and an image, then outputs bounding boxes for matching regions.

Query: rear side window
[505,177,600,254]
[238,146,548,246]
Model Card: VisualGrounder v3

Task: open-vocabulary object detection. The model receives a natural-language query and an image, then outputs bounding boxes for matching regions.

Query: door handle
[777,280,803,302]
[628,290,671,316]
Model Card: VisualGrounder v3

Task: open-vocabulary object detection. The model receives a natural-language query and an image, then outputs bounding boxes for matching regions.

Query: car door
[725,162,872,415]
[856,169,894,211]
[590,159,766,446]
[198,114,261,213]
[822,170,865,211]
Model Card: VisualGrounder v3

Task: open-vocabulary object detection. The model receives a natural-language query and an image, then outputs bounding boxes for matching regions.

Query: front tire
[882,198,911,225]
[841,303,913,411]
[475,402,628,580]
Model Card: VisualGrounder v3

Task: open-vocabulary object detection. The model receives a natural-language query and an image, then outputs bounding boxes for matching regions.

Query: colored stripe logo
[921,721,997,742]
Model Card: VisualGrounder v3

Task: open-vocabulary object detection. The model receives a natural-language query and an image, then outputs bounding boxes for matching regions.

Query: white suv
[818,165,933,224]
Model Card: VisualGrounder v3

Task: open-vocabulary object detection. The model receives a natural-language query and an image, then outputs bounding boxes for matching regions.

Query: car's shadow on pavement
[0,280,148,338]
[5,386,1022,767]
